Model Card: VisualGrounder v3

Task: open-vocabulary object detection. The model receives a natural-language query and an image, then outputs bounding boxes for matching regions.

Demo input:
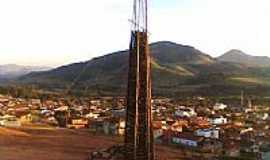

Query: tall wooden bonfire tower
[125,0,154,160]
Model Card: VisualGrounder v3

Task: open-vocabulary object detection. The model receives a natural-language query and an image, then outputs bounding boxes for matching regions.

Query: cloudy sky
[0,0,270,66]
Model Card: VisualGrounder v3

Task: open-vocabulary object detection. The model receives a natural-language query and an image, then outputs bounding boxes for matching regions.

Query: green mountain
[218,49,270,67]
[17,41,270,97]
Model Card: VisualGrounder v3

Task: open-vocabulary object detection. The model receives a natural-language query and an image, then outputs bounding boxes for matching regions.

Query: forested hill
[17,41,270,97]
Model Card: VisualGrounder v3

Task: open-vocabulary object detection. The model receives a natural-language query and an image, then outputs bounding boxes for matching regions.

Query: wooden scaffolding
[125,0,154,160]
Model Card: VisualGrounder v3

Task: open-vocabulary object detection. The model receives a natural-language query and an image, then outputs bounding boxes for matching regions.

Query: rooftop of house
[173,132,205,142]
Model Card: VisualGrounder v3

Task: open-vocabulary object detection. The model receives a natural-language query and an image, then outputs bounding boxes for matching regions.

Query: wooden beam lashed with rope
[125,0,154,160]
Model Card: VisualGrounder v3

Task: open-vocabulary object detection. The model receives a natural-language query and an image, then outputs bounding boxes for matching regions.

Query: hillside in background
[14,41,270,97]
[218,49,270,67]
[0,64,51,79]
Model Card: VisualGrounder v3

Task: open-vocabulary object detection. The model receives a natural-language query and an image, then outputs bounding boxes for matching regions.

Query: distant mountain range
[218,49,270,67]
[0,64,51,79]
[10,41,270,97]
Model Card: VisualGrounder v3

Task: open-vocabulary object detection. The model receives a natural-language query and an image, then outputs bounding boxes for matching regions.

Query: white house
[175,107,197,118]
[240,127,253,134]
[172,133,204,147]
[213,103,227,110]
[260,113,269,120]
[208,115,227,125]
[195,128,219,139]
[85,112,100,119]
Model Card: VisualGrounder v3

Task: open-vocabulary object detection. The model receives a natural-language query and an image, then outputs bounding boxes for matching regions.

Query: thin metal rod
[145,0,148,32]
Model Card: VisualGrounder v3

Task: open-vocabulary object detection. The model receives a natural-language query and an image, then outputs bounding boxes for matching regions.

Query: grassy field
[0,127,187,160]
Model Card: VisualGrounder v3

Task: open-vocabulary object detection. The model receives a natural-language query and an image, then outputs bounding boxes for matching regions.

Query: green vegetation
[1,41,269,98]
[230,77,270,86]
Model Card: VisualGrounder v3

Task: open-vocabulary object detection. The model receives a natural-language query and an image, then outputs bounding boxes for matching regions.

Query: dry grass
[0,127,30,137]
[0,127,184,160]
[0,127,116,160]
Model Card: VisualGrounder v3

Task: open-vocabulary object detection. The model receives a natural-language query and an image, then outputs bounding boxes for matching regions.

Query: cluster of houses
[0,94,269,159]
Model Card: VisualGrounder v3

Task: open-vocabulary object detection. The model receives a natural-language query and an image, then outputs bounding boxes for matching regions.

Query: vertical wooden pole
[136,31,153,160]
[125,32,139,160]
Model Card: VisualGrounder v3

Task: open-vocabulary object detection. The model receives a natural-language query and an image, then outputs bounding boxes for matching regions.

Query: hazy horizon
[1,0,270,66]
[0,40,260,68]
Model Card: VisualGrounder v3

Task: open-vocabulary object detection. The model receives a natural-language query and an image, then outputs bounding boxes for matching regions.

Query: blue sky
[0,0,270,66]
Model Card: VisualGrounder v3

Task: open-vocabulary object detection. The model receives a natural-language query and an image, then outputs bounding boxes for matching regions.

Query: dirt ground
[0,127,184,160]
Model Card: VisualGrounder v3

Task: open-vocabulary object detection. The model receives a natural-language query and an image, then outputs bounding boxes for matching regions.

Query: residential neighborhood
[0,94,269,160]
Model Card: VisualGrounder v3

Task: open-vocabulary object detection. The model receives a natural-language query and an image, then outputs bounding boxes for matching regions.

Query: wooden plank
[125,31,139,160]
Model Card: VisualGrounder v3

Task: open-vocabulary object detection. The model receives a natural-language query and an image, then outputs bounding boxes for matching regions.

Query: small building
[67,118,88,129]
[190,117,210,128]
[195,128,219,139]
[172,132,204,147]
[213,103,227,110]
[85,112,100,119]
[208,115,227,125]
[91,118,125,136]
[0,115,21,127]
[170,120,188,133]
[175,107,197,118]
